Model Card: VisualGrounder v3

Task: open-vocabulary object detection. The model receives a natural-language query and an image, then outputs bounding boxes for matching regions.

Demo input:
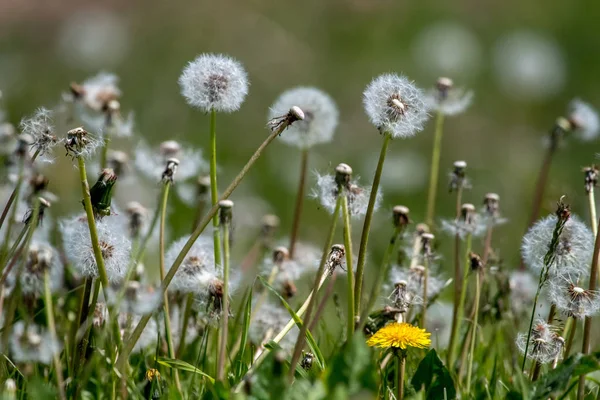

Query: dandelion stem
[217,215,231,381]
[589,187,598,237]
[448,232,471,369]
[447,187,464,366]
[397,352,406,400]
[288,197,342,379]
[209,109,223,269]
[176,294,194,357]
[289,149,309,258]
[341,194,355,341]
[116,118,290,369]
[563,317,577,358]
[0,149,39,234]
[466,270,481,395]
[0,159,26,266]
[44,271,66,400]
[425,111,445,227]
[528,145,556,229]
[421,255,429,329]
[577,217,600,399]
[71,278,92,372]
[77,156,109,293]
[157,181,181,392]
[355,132,392,324]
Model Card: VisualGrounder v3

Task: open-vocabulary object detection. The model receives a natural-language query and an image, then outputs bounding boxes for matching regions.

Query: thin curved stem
[0,159,26,265]
[421,256,429,329]
[209,109,223,269]
[217,217,231,381]
[425,111,445,226]
[100,132,110,170]
[355,133,391,323]
[0,224,29,277]
[341,194,355,341]
[448,233,471,369]
[289,149,309,258]
[398,353,406,400]
[116,120,288,369]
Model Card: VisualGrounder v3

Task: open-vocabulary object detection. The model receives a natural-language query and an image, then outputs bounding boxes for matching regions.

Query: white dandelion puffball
[363,74,429,138]
[569,99,599,141]
[179,53,249,113]
[165,234,218,294]
[268,87,338,149]
[521,214,593,276]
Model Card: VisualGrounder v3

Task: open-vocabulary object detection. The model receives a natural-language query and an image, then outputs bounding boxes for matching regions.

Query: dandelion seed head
[118,313,158,353]
[268,87,338,149]
[179,53,249,113]
[363,73,429,138]
[568,99,599,141]
[71,72,121,112]
[19,108,59,157]
[250,301,299,353]
[64,127,102,160]
[516,320,563,364]
[522,214,593,276]
[424,78,473,116]
[165,235,217,294]
[10,321,61,364]
[7,242,63,297]
[509,271,537,314]
[386,265,445,304]
[109,281,162,315]
[548,274,600,319]
[312,171,382,218]
[134,140,207,183]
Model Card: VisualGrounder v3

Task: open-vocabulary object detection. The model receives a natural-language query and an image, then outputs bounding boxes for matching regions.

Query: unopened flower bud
[90,168,118,218]
[218,199,234,225]
[392,205,410,227]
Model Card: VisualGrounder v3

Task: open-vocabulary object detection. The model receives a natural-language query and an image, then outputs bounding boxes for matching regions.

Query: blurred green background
[2,0,600,275]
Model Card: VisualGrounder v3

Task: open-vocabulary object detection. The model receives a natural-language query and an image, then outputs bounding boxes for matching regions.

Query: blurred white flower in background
[411,22,483,81]
[57,9,130,69]
[492,31,566,101]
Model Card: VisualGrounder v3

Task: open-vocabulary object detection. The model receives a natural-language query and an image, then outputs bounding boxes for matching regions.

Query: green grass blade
[155,356,215,384]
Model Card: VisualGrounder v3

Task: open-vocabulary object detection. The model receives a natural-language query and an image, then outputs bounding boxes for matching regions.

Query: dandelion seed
[548,274,600,319]
[19,108,59,158]
[10,321,61,364]
[363,73,429,138]
[178,53,249,113]
[268,87,338,149]
[516,320,564,364]
[522,214,593,276]
[164,235,217,294]
[567,99,599,141]
[424,77,473,116]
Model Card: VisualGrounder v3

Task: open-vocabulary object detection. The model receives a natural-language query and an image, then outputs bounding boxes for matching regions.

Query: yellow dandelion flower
[366,322,431,350]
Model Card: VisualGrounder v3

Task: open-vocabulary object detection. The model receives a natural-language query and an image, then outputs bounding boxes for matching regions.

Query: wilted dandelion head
[10,321,61,364]
[268,87,338,149]
[61,215,131,282]
[441,203,484,239]
[424,77,473,116]
[178,53,249,113]
[521,214,593,276]
[165,235,217,294]
[363,73,429,138]
[568,99,599,141]
[386,265,445,305]
[516,320,563,364]
[134,140,207,183]
[548,274,600,319]
[19,108,58,158]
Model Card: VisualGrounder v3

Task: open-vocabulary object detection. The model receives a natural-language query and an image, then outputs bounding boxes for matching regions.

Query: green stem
[355,133,391,323]
[77,156,109,292]
[422,256,429,328]
[116,119,287,370]
[217,217,231,381]
[287,196,342,379]
[341,194,355,341]
[44,271,66,400]
[289,149,309,258]
[425,111,445,226]
[466,271,481,394]
[176,294,194,357]
[448,233,472,369]
[158,182,181,392]
[564,317,577,359]
[71,278,92,373]
[447,187,464,366]
[398,353,406,400]
[209,109,223,269]
[0,224,29,276]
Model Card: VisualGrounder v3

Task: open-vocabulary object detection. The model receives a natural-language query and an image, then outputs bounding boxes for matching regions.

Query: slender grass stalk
[44,271,66,400]
[309,273,338,332]
[448,232,471,369]
[425,111,445,226]
[209,109,223,269]
[341,194,355,341]
[0,160,25,265]
[466,270,481,395]
[116,117,293,369]
[355,132,392,323]
[577,217,600,399]
[589,187,597,237]
[0,224,29,276]
[176,294,194,357]
[447,186,464,366]
[71,278,93,372]
[397,351,406,400]
[288,197,342,379]
[289,149,309,258]
[421,256,429,329]
[217,211,231,381]
[563,317,577,358]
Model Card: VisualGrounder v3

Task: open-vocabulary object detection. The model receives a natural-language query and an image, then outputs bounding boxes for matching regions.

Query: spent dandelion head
[19,108,59,158]
[64,126,101,159]
[6,242,63,298]
[567,99,599,141]
[441,203,483,239]
[268,87,338,149]
[548,274,600,319]
[366,322,431,350]
[392,205,411,228]
[448,160,469,192]
[516,320,564,364]
[70,72,121,112]
[583,165,598,194]
[424,77,473,116]
[363,74,429,138]
[134,140,207,183]
[179,53,249,113]
[165,235,217,294]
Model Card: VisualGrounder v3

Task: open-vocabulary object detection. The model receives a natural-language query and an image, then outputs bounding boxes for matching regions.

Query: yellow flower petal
[366,322,431,350]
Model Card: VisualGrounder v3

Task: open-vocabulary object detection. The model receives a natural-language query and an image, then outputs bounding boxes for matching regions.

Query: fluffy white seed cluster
[424,87,473,116]
[19,108,58,158]
[7,242,63,297]
[134,140,207,183]
[312,172,382,218]
[108,282,162,315]
[516,320,563,364]
[521,214,593,276]
[117,312,158,353]
[61,215,132,282]
[165,235,217,294]
[547,274,600,319]
[363,74,429,138]
[440,217,486,239]
[76,72,122,112]
[179,53,249,113]
[509,271,537,314]
[249,301,299,353]
[385,265,445,303]
[568,98,599,141]
[268,87,339,149]
[10,321,61,364]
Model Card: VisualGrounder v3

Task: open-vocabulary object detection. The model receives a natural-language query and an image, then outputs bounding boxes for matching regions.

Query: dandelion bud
[583,165,598,194]
[107,150,129,176]
[261,214,280,239]
[29,173,49,195]
[126,201,147,239]
[161,157,179,183]
[301,352,315,371]
[392,205,410,227]
[218,199,234,225]
[90,168,117,218]
[469,252,483,271]
[335,163,353,187]
[327,244,345,274]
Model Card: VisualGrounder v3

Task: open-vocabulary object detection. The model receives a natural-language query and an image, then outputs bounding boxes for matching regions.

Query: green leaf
[325,332,377,395]
[234,286,253,378]
[411,349,456,400]
[532,352,600,400]
[155,356,215,384]
[258,275,325,370]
